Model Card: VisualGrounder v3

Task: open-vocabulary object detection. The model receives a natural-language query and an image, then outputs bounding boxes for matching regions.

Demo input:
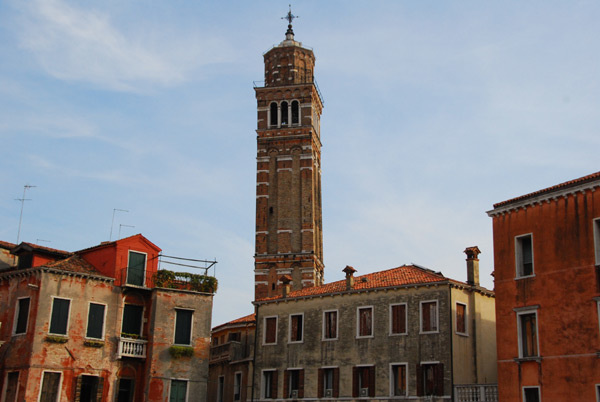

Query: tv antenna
[15,184,36,244]
[118,224,135,239]
[110,208,129,241]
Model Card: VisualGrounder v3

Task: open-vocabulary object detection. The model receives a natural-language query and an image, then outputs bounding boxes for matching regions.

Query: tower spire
[281,5,298,40]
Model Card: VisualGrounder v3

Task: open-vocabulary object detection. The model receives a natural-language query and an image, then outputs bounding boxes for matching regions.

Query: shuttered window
[121,304,143,336]
[75,375,103,402]
[262,370,277,399]
[284,369,304,398]
[289,314,303,342]
[14,297,30,335]
[127,251,146,286]
[357,307,373,337]
[391,364,407,396]
[417,363,444,396]
[352,366,375,397]
[456,303,467,335]
[318,367,339,398]
[86,303,105,339]
[174,309,193,345]
[169,380,187,402]
[323,311,337,340]
[264,317,277,344]
[39,372,61,402]
[4,371,19,402]
[390,304,406,335]
[421,301,438,333]
[49,298,70,335]
[116,378,134,402]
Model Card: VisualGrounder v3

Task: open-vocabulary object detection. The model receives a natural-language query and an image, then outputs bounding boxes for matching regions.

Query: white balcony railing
[454,384,498,402]
[117,338,147,359]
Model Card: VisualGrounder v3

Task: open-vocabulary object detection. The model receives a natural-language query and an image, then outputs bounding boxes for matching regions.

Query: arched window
[270,102,278,127]
[281,101,289,125]
[291,101,299,125]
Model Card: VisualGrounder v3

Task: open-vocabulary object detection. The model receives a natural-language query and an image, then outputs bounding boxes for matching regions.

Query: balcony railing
[454,384,498,402]
[209,341,243,363]
[117,338,147,359]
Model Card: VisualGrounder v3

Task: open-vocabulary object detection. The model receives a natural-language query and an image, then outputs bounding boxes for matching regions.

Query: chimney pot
[342,265,356,290]
[464,246,481,286]
[280,275,292,298]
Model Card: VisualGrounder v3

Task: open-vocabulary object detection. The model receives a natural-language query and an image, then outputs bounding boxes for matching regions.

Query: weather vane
[281,5,298,33]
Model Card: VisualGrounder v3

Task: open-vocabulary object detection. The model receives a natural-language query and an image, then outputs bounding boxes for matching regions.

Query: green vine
[121,333,144,340]
[153,270,218,293]
[45,335,68,343]
[169,345,194,358]
[83,339,104,348]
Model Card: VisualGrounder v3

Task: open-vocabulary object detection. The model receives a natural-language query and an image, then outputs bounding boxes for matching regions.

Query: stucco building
[488,172,600,401]
[0,234,215,402]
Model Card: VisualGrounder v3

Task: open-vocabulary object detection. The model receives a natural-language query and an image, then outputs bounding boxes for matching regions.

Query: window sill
[514,274,536,280]
[389,332,408,337]
[419,330,439,335]
[288,340,304,344]
[45,335,68,343]
[514,356,541,363]
[84,339,105,348]
[322,338,338,342]
[456,332,469,337]
[356,335,374,339]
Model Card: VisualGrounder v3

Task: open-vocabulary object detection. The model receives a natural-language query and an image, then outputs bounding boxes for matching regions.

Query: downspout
[251,303,259,402]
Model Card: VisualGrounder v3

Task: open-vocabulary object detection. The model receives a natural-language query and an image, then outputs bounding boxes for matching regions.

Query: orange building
[0,234,215,402]
[488,172,600,401]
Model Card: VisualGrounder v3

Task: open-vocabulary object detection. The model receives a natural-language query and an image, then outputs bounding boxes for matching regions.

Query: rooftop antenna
[15,184,36,244]
[36,239,51,245]
[110,208,129,241]
[118,224,135,240]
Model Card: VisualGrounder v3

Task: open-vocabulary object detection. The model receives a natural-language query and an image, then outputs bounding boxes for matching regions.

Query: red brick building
[488,172,600,401]
[0,234,215,402]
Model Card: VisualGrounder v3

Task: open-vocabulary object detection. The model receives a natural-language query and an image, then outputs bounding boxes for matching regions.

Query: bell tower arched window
[291,101,299,125]
[281,101,289,126]
[270,102,278,127]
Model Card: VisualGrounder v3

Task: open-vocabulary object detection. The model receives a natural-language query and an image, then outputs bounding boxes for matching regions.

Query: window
[262,370,277,399]
[39,371,61,402]
[174,309,193,345]
[352,366,374,398]
[291,101,299,124]
[517,310,539,358]
[116,378,134,402]
[357,307,373,338]
[264,316,277,345]
[169,379,187,402]
[3,371,19,402]
[270,102,278,126]
[49,297,70,335]
[121,304,143,337]
[417,363,443,396]
[456,303,467,335]
[126,251,146,286]
[523,386,540,402]
[420,300,438,333]
[285,369,304,398]
[281,101,289,125]
[390,364,407,397]
[390,304,407,335]
[596,384,600,402]
[76,375,103,402]
[318,367,339,398]
[228,331,241,342]
[289,314,303,343]
[217,377,224,402]
[516,234,534,277]
[323,310,338,340]
[233,372,242,401]
[595,218,600,265]
[86,303,106,340]
[13,297,30,335]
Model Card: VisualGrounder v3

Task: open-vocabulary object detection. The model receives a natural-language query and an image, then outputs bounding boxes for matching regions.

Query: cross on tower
[281,5,298,37]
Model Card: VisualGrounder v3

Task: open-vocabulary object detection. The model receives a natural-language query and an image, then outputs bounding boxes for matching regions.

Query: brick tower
[253,13,324,300]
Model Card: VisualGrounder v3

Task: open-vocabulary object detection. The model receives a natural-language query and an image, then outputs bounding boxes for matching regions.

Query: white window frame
[420,300,439,334]
[38,370,63,402]
[515,233,535,278]
[516,307,540,358]
[48,296,72,336]
[85,302,107,340]
[455,302,468,336]
[12,297,31,336]
[173,308,194,346]
[522,386,541,402]
[262,316,278,345]
[261,369,276,399]
[233,371,242,401]
[322,309,339,341]
[121,303,145,337]
[169,377,189,402]
[126,250,147,286]
[594,218,600,265]
[389,362,408,397]
[389,303,408,336]
[354,364,374,397]
[288,313,304,344]
[321,366,337,397]
[356,306,374,339]
[2,371,20,402]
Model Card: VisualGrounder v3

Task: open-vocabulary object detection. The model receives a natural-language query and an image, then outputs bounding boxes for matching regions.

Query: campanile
[253,12,324,300]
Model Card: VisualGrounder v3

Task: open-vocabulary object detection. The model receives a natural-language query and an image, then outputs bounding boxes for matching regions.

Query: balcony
[210,341,243,363]
[118,268,218,294]
[117,337,147,359]
[454,384,498,402]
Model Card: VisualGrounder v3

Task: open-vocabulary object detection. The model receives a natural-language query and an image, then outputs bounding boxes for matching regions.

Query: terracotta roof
[12,242,71,257]
[75,233,161,254]
[45,255,107,276]
[493,171,600,208]
[212,313,256,331]
[0,241,16,250]
[257,265,447,302]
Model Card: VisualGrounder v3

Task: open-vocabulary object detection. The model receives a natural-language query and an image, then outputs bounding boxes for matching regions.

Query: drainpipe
[251,303,259,402]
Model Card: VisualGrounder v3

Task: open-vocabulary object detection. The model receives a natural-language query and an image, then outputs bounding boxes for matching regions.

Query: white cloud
[12,0,233,92]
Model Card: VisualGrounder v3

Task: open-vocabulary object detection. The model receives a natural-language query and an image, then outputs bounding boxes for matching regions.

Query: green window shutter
[174,310,193,345]
[122,305,143,336]
[86,303,105,339]
[15,298,30,334]
[127,252,146,286]
[50,298,70,335]
[169,380,187,402]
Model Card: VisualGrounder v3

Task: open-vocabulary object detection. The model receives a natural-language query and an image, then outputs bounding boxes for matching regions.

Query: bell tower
[253,10,324,300]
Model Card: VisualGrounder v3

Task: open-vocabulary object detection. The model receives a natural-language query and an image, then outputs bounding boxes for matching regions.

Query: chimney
[343,265,357,290]
[280,275,292,298]
[464,246,481,286]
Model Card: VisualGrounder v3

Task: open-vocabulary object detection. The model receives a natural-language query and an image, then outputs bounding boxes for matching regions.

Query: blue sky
[1,1,599,326]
